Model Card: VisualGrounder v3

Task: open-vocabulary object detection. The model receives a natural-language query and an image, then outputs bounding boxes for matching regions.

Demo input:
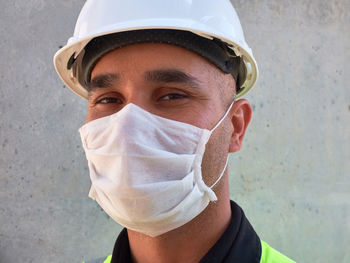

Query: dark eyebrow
[87,73,120,92]
[144,69,201,87]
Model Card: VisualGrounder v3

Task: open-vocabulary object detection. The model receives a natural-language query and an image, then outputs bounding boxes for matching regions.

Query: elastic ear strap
[210,156,229,189]
[211,99,235,132]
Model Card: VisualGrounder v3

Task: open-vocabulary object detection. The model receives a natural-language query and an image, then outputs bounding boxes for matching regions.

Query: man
[54,0,295,262]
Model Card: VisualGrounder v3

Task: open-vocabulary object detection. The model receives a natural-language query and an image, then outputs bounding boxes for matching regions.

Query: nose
[123,84,156,114]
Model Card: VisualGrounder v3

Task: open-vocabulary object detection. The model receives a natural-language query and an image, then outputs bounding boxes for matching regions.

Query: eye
[95,96,122,105]
[158,93,188,101]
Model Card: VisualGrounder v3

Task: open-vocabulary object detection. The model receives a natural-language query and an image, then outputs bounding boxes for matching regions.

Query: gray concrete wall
[0,1,349,262]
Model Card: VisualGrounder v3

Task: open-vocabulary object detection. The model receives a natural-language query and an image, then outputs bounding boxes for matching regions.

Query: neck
[127,175,231,263]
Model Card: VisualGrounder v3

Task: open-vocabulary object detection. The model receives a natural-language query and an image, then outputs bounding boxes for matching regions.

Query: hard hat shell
[54,0,258,99]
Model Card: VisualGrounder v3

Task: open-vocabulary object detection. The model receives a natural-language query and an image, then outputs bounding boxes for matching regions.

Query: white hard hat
[54,0,258,99]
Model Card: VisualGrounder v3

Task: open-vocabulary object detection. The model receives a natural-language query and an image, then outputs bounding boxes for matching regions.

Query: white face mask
[79,102,233,237]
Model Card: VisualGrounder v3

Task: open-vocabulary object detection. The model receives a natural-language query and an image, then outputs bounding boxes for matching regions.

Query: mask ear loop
[208,98,234,189]
[210,156,229,188]
[210,99,235,132]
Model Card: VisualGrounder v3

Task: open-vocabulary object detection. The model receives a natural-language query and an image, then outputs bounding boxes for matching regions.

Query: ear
[228,99,252,153]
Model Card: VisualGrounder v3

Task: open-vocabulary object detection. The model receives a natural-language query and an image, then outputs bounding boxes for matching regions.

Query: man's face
[86,43,239,186]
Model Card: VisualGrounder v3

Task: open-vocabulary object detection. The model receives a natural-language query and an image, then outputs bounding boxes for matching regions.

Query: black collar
[111,201,261,263]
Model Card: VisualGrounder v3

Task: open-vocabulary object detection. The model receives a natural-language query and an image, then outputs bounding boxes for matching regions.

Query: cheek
[85,108,113,123]
[181,103,221,130]
[178,109,212,129]
[200,119,232,182]
[85,112,96,123]
[206,119,231,155]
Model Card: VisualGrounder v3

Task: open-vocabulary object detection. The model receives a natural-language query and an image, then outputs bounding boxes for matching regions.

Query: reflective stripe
[82,254,112,263]
[103,254,112,263]
[87,242,295,263]
[260,241,296,263]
